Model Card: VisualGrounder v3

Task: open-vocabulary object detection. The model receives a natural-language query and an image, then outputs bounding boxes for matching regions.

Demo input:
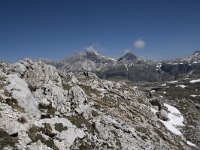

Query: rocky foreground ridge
[0,59,199,150]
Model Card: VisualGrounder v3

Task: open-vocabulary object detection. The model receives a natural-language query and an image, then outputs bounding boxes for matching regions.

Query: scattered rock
[0,59,198,150]
[156,109,169,121]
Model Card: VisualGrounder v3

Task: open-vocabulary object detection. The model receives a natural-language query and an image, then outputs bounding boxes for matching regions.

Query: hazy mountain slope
[96,52,172,82]
[45,51,172,82]
[43,50,200,82]
[58,50,116,73]
[160,51,200,77]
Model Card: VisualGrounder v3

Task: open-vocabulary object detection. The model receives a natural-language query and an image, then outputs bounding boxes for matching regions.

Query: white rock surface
[0,59,198,150]
[6,74,40,118]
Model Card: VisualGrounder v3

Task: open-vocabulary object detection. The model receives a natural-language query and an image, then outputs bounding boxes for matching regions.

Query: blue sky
[0,0,200,62]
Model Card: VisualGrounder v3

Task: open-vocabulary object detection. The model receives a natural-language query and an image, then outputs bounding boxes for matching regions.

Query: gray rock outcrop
[0,59,198,150]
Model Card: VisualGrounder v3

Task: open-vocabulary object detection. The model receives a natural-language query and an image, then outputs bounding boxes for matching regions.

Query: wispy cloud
[84,43,105,53]
[134,39,145,48]
[85,44,98,52]
[123,49,132,53]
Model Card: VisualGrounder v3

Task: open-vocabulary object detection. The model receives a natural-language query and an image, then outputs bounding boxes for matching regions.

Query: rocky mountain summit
[57,49,116,73]
[0,59,199,149]
[160,51,200,78]
[171,51,200,64]
[117,52,138,63]
[44,50,171,82]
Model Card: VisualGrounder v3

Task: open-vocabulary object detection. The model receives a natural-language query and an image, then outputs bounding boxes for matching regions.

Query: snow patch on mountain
[176,85,187,88]
[190,79,200,83]
[187,141,196,147]
[168,80,178,84]
[161,103,184,136]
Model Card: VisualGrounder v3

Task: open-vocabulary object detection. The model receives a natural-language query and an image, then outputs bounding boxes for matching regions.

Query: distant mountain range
[43,50,200,82]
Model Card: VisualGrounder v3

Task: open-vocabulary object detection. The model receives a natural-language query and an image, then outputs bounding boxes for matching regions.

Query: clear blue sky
[0,0,200,62]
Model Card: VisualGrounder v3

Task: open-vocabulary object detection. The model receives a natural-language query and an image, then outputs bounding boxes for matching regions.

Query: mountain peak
[118,52,137,62]
[192,50,200,56]
[83,49,107,62]
[85,49,100,56]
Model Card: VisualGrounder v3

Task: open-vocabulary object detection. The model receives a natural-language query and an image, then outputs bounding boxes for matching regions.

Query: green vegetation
[62,82,71,90]
[41,123,53,137]
[96,94,119,108]
[4,89,12,97]
[135,126,150,141]
[91,110,99,117]
[79,142,94,150]
[135,126,148,134]
[102,95,114,103]
[59,73,71,83]
[0,96,3,103]
[178,100,199,127]
[28,85,37,92]
[0,76,6,88]
[27,125,40,142]
[0,128,18,150]
[17,116,27,124]
[79,84,100,96]
[71,138,97,150]
[38,103,56,116]
[154,128,166,141]
[27,125,59,150]
[163,82,200,102]
[154,128,180,147]
[54,123,68,132]
[110,130,122,149]
[137,97,144,104]
[0,76,6,81]
[166,86,196,99]
[5,98,25,112]
[66,114,96,134]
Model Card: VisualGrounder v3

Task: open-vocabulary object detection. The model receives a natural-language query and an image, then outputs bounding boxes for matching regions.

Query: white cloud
[85,46,96,51]
[84,43,102,53]
[85,45,97,52]
[134,39,145,48]
[124,49,132,53]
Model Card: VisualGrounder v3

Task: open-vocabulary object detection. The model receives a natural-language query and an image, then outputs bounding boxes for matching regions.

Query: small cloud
[85,45,97,52]
[84,43,101,53]
[134,39,145,48]
[124,49,132,53]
